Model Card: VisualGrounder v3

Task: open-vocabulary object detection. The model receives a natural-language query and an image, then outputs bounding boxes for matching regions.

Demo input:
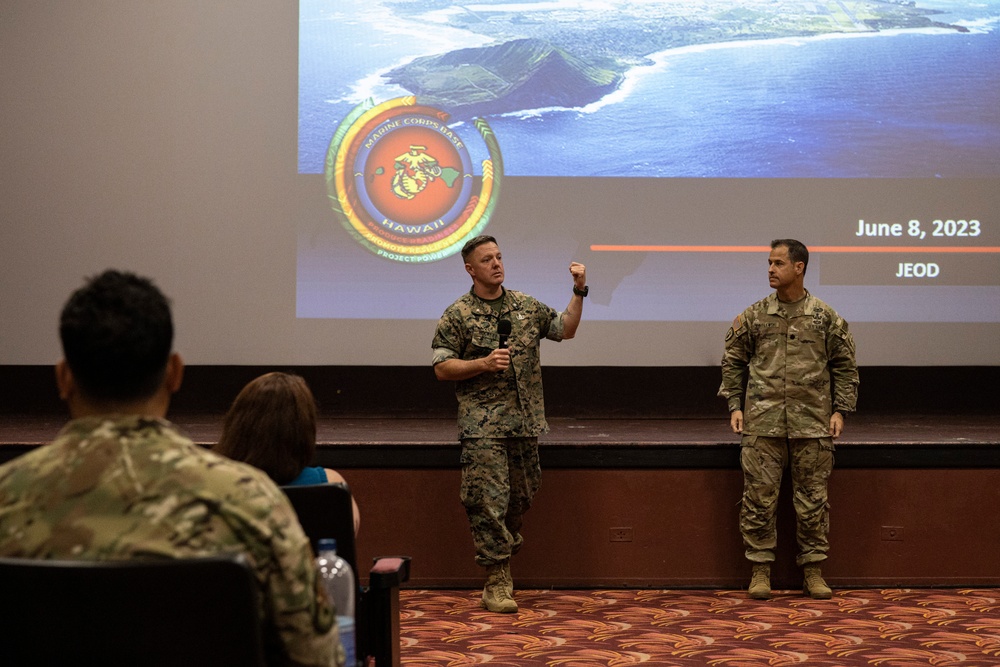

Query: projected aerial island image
[299,0,999,178]
[382,0,966,119]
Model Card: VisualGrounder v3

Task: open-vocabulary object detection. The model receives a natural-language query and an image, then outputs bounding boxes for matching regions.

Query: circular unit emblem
[325,97,503,263]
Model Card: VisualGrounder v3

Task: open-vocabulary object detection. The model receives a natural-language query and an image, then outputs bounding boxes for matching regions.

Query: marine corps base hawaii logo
[325,97,503,263]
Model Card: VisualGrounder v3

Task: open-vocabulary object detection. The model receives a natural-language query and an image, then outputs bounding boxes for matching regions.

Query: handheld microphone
[497,319,512,349]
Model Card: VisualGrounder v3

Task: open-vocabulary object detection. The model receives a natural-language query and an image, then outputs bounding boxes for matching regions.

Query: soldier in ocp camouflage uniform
[719,240,858,601]
[432,235,588,613]
[0,416,340,666]
[0,270,341,667]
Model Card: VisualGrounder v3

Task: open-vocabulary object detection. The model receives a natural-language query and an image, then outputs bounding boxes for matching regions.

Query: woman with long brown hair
[215,372,360,533]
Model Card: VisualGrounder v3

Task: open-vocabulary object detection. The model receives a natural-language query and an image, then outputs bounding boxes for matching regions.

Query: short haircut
[460,234,497,261]
[59,269,173,401]
[771,238,809,274]
[214,372,318,485]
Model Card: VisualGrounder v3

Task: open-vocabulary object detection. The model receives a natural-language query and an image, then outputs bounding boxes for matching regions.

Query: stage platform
[2,413,997,469]
[3,365,998,587]
[3,364,997,469]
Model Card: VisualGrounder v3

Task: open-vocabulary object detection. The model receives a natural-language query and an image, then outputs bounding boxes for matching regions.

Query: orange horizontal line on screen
[589,245,1000,253]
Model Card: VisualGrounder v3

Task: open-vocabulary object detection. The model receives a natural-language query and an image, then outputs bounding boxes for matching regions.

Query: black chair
[0,555,266,667]
[282,482,411,667]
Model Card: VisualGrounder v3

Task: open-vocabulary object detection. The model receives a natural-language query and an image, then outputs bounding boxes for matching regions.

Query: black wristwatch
[573,285,589,297]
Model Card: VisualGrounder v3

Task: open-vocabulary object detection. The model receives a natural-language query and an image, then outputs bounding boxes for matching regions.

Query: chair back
[0,555,265,667]
[283,481,412,667]
[281,482,360,588]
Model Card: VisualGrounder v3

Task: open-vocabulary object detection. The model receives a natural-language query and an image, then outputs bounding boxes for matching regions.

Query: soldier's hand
[730,410,744,434]
[829,412,844,438]
[485,347,511,373]
[569,261,586,289]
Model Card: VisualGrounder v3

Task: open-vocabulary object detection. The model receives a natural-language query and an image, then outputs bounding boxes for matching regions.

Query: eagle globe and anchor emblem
[325,97,503,263]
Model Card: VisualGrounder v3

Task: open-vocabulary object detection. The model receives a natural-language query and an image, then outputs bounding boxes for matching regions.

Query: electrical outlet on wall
[880,526,904,541]
[609,527,633,542]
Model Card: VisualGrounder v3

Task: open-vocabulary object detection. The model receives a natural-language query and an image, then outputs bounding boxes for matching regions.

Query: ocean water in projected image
[298,0,1000,178]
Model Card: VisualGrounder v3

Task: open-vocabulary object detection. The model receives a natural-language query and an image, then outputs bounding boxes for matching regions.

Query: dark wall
[348,467,1000,588]
[1,365,996,418]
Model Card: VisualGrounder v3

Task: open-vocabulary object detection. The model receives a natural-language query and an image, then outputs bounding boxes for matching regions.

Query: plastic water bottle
[316,538,356,666]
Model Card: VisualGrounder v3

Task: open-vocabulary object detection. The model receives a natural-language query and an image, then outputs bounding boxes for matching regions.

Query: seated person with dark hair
[215,372,361,535]
[0,270,342,667]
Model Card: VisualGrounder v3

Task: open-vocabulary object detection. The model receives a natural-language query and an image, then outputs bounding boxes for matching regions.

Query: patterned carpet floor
[398,588,1000,666]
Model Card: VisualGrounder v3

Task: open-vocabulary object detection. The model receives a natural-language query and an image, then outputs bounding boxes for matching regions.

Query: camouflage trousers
[740,435,834,566]
[460,437,541,567]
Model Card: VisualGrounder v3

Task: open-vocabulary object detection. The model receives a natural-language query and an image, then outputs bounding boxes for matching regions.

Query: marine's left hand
[829,412,844,438]
[569,262,587,289]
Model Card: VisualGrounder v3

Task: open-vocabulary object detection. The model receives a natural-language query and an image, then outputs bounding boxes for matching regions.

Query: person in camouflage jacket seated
[0,269,342,667]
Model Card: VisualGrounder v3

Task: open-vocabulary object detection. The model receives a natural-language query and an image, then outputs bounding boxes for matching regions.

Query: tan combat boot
[748,563,771,600]
[480,563,518,613]
[501,559,514,598]
[803,564,833,599]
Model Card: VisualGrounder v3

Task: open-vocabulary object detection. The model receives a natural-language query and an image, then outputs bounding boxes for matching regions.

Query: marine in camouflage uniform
[433,287,564,564]
[719,240,858,599]
[433,235,587,612]
[0,415,341,667]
